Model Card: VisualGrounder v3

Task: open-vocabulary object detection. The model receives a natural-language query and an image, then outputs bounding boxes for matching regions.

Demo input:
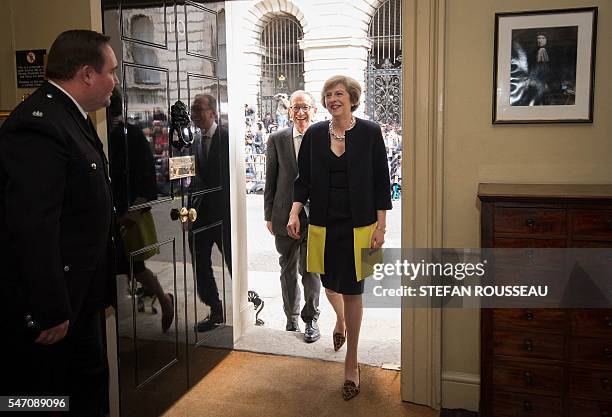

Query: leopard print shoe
[342,366,360,400]
[333,331,346,352]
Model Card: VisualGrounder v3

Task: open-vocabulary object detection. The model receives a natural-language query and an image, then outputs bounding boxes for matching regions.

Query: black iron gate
[258,15,304,124]
[365,0,402,127]
[366,57,402,126]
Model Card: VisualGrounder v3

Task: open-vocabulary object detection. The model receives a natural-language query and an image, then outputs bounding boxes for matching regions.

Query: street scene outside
[240,193,402,367]
[240,97,402,365]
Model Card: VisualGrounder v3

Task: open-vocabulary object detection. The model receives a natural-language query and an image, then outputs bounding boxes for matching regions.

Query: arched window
[259,15,304,122]
[366,0,402,126]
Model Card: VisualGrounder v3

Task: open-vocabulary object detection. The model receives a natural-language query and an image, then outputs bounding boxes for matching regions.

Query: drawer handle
[602,410,609,417]
[604,347,612,359]
[525,218,536,227]
[523,371,533,385]
[524,339,533,352]
[523,400,533,411]
[605,316,612,328]
[525,310,534,321]
[602,378,611,391]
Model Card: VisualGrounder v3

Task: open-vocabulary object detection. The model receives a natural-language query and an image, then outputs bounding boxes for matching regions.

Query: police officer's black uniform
[0,81,113,416]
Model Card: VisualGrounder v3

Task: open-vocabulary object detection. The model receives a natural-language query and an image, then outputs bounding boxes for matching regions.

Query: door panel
[105,1,231,415]
[185,73,219,194]
[122,64,173,199]
[121,3,168,48]
[176,0,233,360]
[188,222,232,342]
[127,241,179,387]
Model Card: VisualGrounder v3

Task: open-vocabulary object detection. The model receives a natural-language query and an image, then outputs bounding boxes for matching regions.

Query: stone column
[298,0,373,119]
[300,37,371,119]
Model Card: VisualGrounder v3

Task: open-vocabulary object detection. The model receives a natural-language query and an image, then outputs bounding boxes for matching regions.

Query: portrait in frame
[493,7,597,124]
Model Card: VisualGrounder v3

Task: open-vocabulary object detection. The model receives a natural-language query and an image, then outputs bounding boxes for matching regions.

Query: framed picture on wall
[493,7,597,124]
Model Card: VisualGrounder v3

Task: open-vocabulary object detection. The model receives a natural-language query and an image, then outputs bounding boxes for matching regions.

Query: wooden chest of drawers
[478,184,612,417]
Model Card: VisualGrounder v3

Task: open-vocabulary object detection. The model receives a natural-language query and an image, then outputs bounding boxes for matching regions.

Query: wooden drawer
[491,248,567,268]
[569,367,612,401]
[493,392,563,417]
[494,238,567,248]
[571,310,612,337]
[572,209,612,241]
[480,185,612,417]
[572,240,612,248]
[570,337,612,368]
[493,360,563,396]
[494,208,566,236]
[494,329,564,360]
[569,399,612,417]
[490,269,564,307]
[494,309,567,331]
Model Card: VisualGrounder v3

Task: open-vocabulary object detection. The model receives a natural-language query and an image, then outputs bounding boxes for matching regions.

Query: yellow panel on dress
[306,224,326,274]
[353,222,381,281]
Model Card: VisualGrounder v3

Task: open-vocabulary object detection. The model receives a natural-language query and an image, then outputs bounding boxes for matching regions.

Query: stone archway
[240,0,307,117]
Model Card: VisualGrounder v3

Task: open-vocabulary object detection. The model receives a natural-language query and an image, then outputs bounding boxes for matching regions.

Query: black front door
[103,1,231,415]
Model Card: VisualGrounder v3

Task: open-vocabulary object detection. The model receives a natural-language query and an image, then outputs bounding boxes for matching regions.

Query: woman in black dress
[287,75,392,400]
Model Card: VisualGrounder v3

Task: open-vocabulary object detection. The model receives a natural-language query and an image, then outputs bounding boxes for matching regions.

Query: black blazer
[0,82,113,332]
[189,125,231,227]
[294,117,392,228]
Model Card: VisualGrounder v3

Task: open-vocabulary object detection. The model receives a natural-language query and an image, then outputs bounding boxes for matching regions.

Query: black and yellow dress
[323,149,362,294]
[294,117,392,295]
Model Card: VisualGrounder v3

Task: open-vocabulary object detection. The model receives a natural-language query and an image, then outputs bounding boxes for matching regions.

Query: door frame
[400,0,445,409]
[224,0,251,344]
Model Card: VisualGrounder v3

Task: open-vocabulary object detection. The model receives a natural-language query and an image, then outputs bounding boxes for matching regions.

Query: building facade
[231,0,401,122]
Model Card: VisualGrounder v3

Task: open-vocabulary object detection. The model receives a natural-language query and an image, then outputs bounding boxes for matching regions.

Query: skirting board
[441,371,479,412]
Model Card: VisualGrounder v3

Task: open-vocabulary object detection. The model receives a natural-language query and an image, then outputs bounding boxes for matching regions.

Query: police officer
[0,30,118,416]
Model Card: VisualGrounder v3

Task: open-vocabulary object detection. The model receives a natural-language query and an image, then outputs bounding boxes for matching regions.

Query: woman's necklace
[329,116,356,141]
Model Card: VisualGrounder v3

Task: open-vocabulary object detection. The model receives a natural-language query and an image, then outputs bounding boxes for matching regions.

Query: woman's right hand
[286,213,301,239]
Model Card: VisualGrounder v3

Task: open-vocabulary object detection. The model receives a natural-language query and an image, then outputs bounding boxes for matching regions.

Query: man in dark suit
[264,91,321,342]
[0,30,117,416]
[189,94,232,332]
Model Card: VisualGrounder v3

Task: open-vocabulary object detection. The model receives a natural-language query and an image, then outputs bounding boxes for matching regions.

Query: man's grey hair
[290,90,316,107]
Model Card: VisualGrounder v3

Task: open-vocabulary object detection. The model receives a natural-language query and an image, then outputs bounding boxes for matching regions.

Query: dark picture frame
[493,7,597,124]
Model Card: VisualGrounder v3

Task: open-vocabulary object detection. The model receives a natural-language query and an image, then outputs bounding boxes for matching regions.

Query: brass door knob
[179,207,189,223]
[188,208,197,222]
[170,207,189,223]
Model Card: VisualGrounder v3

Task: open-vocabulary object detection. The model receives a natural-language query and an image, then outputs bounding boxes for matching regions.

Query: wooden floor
[158,349,440,417]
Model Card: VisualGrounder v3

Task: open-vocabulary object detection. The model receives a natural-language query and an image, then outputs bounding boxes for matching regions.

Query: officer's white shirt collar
[48,80,88,120]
